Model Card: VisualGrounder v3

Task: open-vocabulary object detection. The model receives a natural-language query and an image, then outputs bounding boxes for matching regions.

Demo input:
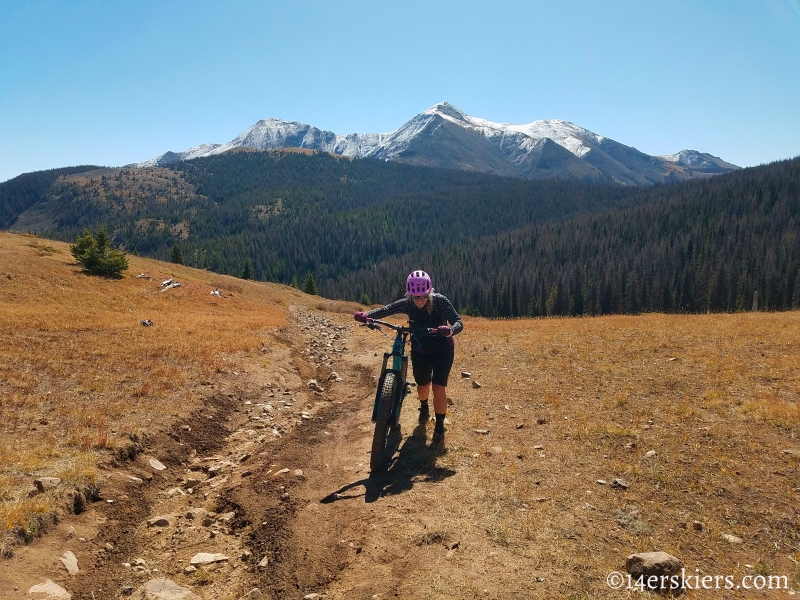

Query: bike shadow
[320,422,455,504]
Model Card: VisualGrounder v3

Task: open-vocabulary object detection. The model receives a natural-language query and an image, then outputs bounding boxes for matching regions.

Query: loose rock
[625,551,683,589]
[190,552,229,565]
[721,533,743,544]
[471,380,482,389]
[59,551,79,575]
[307,379,325,393]
[610,478,630,490]
[184,508,207,520]
[239,590,263,600]
[143,578,201,600]
[29,580,71,599]
[149,458,167,471]
[147,516,170,527]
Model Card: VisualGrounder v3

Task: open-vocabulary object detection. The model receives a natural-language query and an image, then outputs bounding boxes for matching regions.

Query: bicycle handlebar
[361,319,435,335]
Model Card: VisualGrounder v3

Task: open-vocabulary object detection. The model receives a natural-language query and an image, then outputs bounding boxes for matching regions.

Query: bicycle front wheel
[370,372,396,473]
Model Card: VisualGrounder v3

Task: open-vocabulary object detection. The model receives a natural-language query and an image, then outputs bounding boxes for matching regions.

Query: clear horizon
[1,0,799,183]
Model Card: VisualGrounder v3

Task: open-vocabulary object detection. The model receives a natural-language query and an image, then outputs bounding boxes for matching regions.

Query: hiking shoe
[418,402,430,423]
[432,427,446,444]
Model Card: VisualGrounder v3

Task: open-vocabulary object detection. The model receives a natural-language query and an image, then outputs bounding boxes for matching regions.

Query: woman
[354,270,463,444]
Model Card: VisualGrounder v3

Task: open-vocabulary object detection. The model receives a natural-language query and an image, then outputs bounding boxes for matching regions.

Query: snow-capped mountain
[132,103,739,184]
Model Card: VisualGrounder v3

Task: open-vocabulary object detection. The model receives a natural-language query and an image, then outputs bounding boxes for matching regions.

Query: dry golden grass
[0,232,306,536]
[352,311,800,598]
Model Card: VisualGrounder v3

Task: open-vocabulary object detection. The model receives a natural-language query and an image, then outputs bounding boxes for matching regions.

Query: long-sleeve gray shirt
[366,293,463,336]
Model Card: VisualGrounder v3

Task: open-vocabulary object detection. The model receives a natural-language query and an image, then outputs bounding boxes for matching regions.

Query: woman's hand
[354,311,369,323]
[435,325,452,337]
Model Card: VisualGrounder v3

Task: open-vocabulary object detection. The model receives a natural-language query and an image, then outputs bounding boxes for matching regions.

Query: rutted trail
[12,307,387,600]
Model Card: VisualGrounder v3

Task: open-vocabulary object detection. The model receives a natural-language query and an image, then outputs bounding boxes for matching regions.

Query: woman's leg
[417,383,431,402]
[411,350,434,423]
[431,384,447,415]
[430,347,455,443]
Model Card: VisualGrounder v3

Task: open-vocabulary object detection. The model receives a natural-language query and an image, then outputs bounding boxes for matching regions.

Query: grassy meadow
[0,232,291,537]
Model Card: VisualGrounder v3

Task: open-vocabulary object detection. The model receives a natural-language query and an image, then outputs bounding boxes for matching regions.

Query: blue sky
[1,0,799,182]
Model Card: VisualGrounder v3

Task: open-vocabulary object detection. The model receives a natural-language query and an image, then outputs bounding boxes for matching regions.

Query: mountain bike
[362,318,437,473]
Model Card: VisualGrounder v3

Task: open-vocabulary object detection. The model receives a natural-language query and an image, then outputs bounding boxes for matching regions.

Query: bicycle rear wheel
[370,372,396,472]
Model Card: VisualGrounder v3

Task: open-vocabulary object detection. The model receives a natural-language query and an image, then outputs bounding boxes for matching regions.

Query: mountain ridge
[132,102,739,185]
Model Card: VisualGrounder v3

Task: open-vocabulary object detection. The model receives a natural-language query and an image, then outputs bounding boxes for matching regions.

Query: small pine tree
[303,272,318,295]
[70,227,128,279]
[170,244,184,265]
[291,275,299,288]
[241,259,254,280]
[361,292,372,306]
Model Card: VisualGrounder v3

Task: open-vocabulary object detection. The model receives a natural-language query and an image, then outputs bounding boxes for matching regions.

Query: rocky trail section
[9,308,390,600]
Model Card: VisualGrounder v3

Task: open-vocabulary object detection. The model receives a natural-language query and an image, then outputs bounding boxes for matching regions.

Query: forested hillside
[3,151,798,317]
[330,157,800,316]
[4,149,643,282]
[0,165,100,228]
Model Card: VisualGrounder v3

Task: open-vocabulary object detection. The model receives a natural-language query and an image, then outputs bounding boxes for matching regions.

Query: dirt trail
[6,306,445,600]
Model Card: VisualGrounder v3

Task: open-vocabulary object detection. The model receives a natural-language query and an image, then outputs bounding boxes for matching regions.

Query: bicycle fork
[371,335,411,426]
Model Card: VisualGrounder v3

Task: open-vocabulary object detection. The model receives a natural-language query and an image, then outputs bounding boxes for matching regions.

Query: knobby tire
[370,372,396,473]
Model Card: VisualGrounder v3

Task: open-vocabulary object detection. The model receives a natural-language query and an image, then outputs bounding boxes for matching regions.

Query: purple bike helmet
[406,270,432,295]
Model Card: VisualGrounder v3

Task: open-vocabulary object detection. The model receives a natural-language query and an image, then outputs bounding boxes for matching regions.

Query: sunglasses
[411,295,428,301]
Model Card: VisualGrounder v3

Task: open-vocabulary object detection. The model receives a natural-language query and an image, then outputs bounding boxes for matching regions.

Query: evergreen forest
[2,150,798,317]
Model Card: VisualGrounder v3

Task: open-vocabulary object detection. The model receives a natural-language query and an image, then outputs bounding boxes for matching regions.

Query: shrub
[70,227,129,279]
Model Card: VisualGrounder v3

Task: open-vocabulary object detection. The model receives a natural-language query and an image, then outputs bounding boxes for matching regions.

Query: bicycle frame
[370,324,410,427]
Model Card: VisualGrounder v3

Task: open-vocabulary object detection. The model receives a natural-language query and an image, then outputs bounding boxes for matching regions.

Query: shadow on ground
[320,422,456,504]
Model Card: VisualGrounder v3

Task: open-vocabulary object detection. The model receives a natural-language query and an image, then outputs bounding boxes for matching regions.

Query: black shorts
[411,346,455,387]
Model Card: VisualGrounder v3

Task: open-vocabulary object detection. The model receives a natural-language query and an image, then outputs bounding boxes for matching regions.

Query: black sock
[419,399,429,407]
[435,413,446,430]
